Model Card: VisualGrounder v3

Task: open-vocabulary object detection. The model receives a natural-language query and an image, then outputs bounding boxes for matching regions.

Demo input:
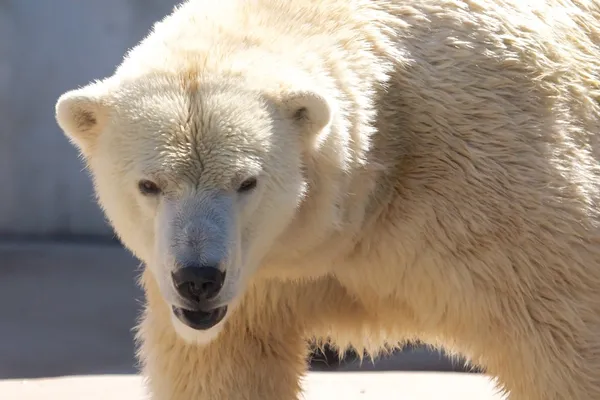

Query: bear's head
[55,72,333,343]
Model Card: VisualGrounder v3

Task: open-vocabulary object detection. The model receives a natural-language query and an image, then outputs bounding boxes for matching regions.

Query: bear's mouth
[172,305,228,330]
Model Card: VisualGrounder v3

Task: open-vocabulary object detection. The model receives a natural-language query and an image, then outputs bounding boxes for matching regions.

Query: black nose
[171,265,225,306]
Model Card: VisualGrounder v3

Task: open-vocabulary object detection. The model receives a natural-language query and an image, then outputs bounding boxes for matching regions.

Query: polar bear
[55,0,600,399]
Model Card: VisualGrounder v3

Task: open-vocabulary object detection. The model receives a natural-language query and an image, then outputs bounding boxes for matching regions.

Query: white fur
[55,0,600,399]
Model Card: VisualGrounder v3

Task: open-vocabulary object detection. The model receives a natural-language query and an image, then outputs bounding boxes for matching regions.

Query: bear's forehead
[144,114,267,181]
[111,78,271,181]
[118,76,271,141]
[157,123,260,172]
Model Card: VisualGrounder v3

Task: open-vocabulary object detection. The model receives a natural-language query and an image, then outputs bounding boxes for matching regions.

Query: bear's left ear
[277,90,332,134]
[55,80,113,156]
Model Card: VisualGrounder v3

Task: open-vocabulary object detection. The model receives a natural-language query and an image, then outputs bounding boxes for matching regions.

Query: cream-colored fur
[55,0,600,399]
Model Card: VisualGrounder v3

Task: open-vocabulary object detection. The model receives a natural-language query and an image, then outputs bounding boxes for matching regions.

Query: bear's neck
[263,13,405,272]
[264,135,396,279]
[267,92,399,275]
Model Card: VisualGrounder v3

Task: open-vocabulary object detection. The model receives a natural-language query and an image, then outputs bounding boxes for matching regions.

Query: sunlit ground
[1,372,504,400]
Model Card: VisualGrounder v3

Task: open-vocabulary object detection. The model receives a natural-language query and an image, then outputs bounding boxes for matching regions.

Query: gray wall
[0,0,179,238]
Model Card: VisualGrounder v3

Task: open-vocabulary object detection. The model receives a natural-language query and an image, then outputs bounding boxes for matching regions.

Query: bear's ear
[55,81,112,155]
[277,90,332,134]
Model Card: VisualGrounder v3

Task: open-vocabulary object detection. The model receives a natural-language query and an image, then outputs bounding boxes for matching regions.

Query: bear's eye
[237,177,258,193]
[138,179,161,196]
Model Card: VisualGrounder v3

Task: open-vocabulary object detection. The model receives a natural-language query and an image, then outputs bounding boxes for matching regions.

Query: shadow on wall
[0,0,180,238]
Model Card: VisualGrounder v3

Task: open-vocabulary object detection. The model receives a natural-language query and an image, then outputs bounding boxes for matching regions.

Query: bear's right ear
[55,81,112,156]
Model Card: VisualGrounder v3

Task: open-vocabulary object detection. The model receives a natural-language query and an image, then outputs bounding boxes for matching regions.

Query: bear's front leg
[136,273,308,400]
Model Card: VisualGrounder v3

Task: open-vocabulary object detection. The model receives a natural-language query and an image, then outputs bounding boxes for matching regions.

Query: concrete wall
[0,0,179,238]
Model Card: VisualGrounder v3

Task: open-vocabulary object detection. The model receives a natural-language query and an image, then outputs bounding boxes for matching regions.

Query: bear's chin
[170,311,227,345]
[172,305,228,331]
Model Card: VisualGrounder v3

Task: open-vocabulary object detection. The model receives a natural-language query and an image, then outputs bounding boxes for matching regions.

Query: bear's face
[55,74,331,343]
